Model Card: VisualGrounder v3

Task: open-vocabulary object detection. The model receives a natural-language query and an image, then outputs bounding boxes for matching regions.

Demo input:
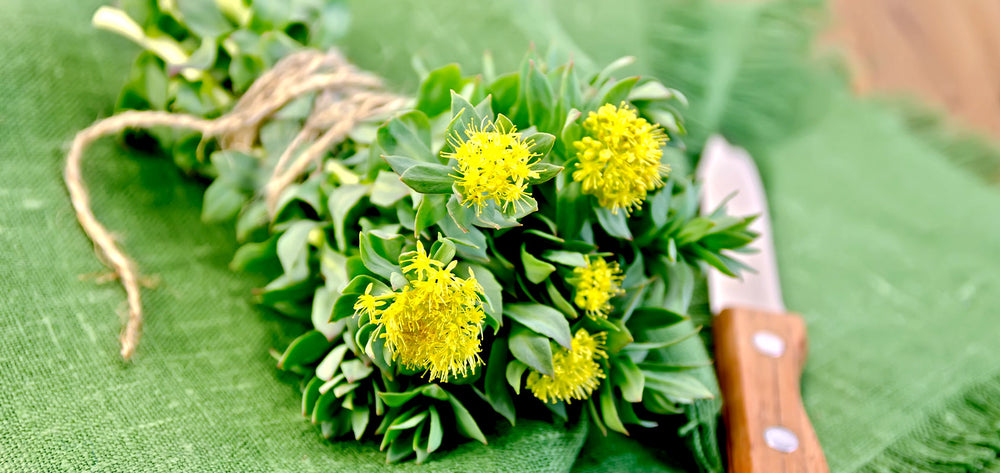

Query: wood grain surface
[714,308,829,473]
[829,0,1000,138]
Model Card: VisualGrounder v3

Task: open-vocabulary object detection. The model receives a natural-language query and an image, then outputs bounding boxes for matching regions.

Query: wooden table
[829,0,1000,138]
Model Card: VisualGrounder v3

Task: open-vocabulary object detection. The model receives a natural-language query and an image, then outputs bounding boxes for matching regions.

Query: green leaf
[557,64,583,112]
[427,238,456,266]
[625,327,701,351]
[201,180,246,223]
[445,392,487,444]
[377,111,434,163]
[351,408,369,441]
[598,76,640,108]
[474,95,494,121]
[605,322,634,355]
[648,182,673,229]
[522,130,556,157]
[315,344,350,381]
[413,423,430,464]
[420,384,449,401]
[459,263,502,330]
[313,1,351,48]
[327,184,367,252]
[520,246,555,284]
[276,220,318,280]
[637,361,712,372]
[542,250,587,267]
[329,293,359,322]
[235,201,269,243]
[340,359,374,383]
[528,162,562,184]
[302,376,323,417]
[473,200,522,229]
[612,356,644,403]
[389,271,407,291]
[446,91,483,146]
[556,180,587,239]
[628,307,688,330]
[382,155,424,176]
[399,163,455,194]
[561,109,584,147]
[505,360,529,395]
[427,405,443,453]
[446,193,476,232]
[230,237,280,275]
[311,382,343,423]
[258,31,301,68]
[595,206,632,240]
[359,231,402,280]
[489,72,520,112]
[311,288,343,340]
[273,179,324,222]
[229,54,264,93]
[643,371,715,403]
[370,170,411,207]
[600,379,628,435]
[388,410,428,431]
[676,217,715,246]
[663,257,695,313]
[416,63,464,116]
[484,338,516,425]
[414,194,448,237]
[278,331,332,369]
[526,61,555,132]
[689,244,737,277]
[545,280,577,319]
[508,324,554,377]
[183,38,218,71]
[386,429,416,463]
[587,398,607,436]
[628,80,684,101]
[341,274,390,295]
[504,304,572,349]
[378,389,422,408]
[176,0,232,38]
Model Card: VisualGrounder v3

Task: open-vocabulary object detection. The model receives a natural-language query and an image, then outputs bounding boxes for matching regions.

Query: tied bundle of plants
[66,1,757,467]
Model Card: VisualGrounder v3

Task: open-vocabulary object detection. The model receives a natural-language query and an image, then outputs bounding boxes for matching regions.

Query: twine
[64,49,406,360]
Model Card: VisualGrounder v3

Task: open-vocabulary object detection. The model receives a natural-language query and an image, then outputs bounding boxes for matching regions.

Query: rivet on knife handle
[714,307,829,473]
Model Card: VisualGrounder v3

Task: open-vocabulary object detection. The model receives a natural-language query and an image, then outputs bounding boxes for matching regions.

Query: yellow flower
[353,242,486,382]
[443,121,539,214]
[353,283,390,317]
[526,330,607,404]
[570,256,625,320]
[572,102,669,215]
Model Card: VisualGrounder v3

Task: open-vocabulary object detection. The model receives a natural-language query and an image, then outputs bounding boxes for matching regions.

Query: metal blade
[696,136,785,314]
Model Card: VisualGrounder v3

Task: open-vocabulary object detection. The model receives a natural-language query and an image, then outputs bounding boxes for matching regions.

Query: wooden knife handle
[714,307,829,473]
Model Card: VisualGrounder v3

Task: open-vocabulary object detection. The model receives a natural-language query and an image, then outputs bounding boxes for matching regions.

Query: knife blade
[696,136,829,473]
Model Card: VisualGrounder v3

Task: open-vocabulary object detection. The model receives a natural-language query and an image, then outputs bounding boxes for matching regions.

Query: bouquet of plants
[74,0,757,466]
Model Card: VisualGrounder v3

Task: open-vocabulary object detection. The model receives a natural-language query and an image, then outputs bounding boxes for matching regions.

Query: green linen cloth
[3,0,1000,472]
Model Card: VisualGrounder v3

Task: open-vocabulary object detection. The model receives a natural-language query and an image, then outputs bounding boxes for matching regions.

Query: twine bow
[64,49,406,360]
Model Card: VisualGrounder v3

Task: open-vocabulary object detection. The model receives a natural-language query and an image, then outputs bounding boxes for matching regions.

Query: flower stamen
[572,102,669,215]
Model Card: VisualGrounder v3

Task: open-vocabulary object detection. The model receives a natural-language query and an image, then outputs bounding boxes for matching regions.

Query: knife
[696,136,829,473]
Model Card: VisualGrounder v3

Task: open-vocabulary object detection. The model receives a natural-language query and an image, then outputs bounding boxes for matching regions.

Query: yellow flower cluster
[444,122,539,214]
[353,243,486,381]
[570,256,625,320]
[572,102,669,215]
[526,329,607,404]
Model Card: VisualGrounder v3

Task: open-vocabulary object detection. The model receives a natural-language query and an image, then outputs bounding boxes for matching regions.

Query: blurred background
[4,1,1000,472]
[830,0,1000,142]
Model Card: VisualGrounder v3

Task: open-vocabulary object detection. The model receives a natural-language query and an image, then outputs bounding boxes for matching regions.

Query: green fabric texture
[4,0,1000,472]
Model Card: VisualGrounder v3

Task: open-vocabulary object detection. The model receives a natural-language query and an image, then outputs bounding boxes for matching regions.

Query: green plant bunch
[93,3,757,465]
[93,0,349,172]
[211,52,758,463]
